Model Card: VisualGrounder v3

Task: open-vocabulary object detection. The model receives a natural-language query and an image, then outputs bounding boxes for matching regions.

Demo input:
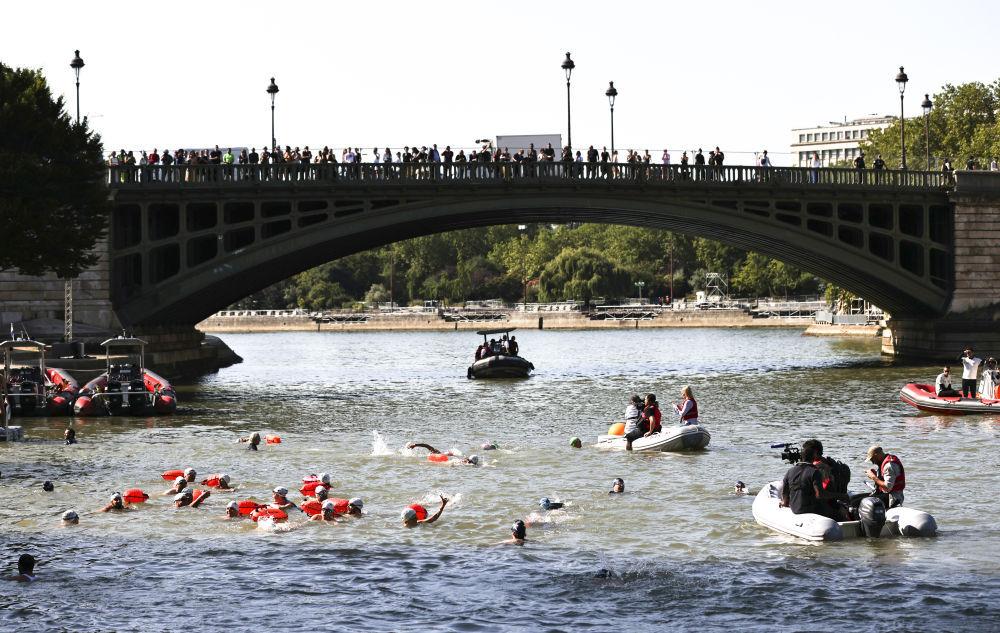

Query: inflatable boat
[467,328,533,379]
[752,480,937,541]
[74,337,177,416]
[1,338,79,416]
[596,424,711,452]
[900,383,1000,415]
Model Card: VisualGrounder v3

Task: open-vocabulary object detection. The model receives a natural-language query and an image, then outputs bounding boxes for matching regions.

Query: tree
[0,63,109,276]
[538,247,630,305]
[363,283,390,305]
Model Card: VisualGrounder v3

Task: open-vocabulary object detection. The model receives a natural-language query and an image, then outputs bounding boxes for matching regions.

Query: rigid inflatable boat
[752,480,937,541]
[596,424,711,452]
[899,383,1000,415]
[1,338,79,416]
[467,327,533,379]
[74,337,177,416]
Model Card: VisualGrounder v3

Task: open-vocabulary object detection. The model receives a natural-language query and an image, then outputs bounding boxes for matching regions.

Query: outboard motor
[126,380,147,414]
[858,496,887,537]
[18,382,38,412]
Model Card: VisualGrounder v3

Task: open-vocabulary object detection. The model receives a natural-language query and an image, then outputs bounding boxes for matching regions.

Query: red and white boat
[899,383,1000,415]
[74,336,177,416]
[1,338,79,416]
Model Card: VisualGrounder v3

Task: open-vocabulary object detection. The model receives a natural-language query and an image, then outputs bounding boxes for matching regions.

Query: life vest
[880,454,905,493]
[301,500,322,517]
[682,399,699,421]
[201,474,223,488]
[409,503,428,521]
[237,500,260,516]
[123,488,149,504]
[191,489,207,504]
[161,469,185,481]
[427,453,450,463]
[300,477,322,497]
[265,434,281,444]
[331,498,350,515]
[251,507,288,522]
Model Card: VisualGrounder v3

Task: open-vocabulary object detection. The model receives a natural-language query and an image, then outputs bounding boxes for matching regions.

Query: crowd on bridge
[104,143,950,188]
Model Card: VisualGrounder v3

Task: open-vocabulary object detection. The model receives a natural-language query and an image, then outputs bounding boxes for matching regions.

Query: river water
[1,328,998,632]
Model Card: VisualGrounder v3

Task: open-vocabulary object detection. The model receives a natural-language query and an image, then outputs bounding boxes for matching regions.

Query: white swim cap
[62,510,79,521]
[468,455,481,465]
[318,472,331,485]
[173,492,188,502]
[314,486,327,496]
[273,486,288,496]
[111,492,122,502]
[220,474,230,484]
[322,499,335,509]
[183,468,195,477]
[349,498,363,509]
[226,501,238,510]
[174,476,186,484]
[402,508,417,522]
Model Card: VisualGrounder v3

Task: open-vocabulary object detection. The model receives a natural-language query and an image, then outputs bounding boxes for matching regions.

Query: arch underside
[112,192,952,325]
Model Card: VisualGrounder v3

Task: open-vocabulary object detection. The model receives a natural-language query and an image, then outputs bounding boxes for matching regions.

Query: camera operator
[779,439,839,520]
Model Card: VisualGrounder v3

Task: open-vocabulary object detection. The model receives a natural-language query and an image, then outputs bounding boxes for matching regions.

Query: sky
[4,0,998,165]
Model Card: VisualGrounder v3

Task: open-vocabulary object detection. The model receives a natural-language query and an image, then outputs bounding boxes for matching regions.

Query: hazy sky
[5,0,998,165]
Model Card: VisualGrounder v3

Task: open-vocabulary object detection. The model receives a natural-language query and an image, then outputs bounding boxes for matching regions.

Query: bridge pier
[884,171,1000,361]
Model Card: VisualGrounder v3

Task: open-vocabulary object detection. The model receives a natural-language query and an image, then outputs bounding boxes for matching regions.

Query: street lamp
[895,66,909,169]
[605,81,618,154]
[70,50,84,124]
[518,225,528,309]
[266,77,279,150]
[921,93,933,170]
[561,52,575,152]
[634,281,646,303]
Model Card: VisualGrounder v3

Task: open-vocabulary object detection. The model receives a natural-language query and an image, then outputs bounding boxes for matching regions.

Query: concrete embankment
[803,323,882,338]
[198,310,811,333]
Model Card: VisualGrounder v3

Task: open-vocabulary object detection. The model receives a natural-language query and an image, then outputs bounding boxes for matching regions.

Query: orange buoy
[251,507,288,522]
[265,434,281,444]
[191,489,208,504]
[301,499,322,517]
[427,453,449,463]
[331,498,350,515]
[408,503,428,520]
[161,469,185,481]
[608,422,625,436]
[123,488,149,504]
[201,474,222,488]
[237,500,260,516]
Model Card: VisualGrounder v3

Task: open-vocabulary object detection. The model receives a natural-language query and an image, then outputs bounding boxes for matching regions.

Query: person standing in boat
[979,358,999,400]
[960,347,982,398]
[507,336,519,357]
[623,395,645,451]
[935,367,960,397]
[671,386,699,426]
[865,446,905,508]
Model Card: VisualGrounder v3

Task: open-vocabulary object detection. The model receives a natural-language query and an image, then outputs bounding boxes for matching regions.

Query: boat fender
[301,499,322,517]
[428,453,450,463]
[161,469,185,481]
[607,422,625,436]
[123,488,150,504]
[265,434,281,444]
[858,496,887,537]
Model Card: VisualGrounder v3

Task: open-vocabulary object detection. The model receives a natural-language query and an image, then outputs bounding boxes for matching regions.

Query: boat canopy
[100,337,149,348]
[0,339,47,353]
[475,327,517,336]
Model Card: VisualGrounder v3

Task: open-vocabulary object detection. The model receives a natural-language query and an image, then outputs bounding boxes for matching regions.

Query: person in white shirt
[960,347,982,397]
[810,152,821,183]
[935,366,960,396]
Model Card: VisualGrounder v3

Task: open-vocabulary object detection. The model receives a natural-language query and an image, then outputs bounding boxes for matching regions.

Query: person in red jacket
[640,393,662,439]
[866,446,905,508]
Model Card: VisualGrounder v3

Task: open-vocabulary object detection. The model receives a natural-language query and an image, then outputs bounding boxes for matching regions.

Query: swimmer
[183,468,197,483]
[100,492,130,512]
[501,520,527,545]
[201,473,232,490]
[7,555,37,582]
[734,481,749,495]
[271,487,300,513]
[407,442,480,465]
[64,428,77,445]
[311,486,329,503]
[569,437,582,448]
[42,481,54,492]
[481,441,498,451]
[162,476,187,496]
[174,489,210,508]
[61,510,79,526]
[609,478,625,494]
[224,501,241,519]
[539,497,564,511]
[402,495,448,528]
[309,500,340,523]
[343,498,364,516]
[238,432,262,450]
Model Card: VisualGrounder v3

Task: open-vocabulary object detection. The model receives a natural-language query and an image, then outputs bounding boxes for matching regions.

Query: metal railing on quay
[106,163,951,190]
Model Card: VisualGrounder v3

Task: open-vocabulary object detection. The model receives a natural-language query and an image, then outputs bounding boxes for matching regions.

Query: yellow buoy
[608,422,625,436]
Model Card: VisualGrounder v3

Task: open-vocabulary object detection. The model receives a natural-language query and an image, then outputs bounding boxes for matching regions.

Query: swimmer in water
[162,476,187,496]
[309,500,340,523]
[481,441,498,451]
[42,481,54,492]
[501,520,527,545]
[64,428,77,445]
[174,489,210,508]
[609,478,625,494]
[407,442,480,465]
[7,554,37,582]
[183,468,197,483]
[271,487,299,513]
[311,486,329,503]
[539,497,564,511]
[201,473,232,490]
[61,510,79,526]
[224,501,241,519]
[734,481,748,495]
[239,432,262,450]
[402,495,448,527]
[100,492,131,512]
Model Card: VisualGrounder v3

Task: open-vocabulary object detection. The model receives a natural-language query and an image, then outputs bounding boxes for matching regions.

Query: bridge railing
[106,162,950,189]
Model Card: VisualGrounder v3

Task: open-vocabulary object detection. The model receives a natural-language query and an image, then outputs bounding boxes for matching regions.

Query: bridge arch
[109,178,952,326]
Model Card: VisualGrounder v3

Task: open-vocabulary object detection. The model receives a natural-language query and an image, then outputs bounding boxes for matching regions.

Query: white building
[791,116,895,167]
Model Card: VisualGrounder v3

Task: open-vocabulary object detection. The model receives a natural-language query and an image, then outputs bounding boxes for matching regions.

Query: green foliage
[731,252,818,297]
[861,79,1000,169]
[0,62,109,276]
[538,247,631,304]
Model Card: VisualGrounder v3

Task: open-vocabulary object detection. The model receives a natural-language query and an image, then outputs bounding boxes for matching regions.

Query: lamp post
[266,77,279,150]
[66,50,85,344]
[518,225,529,309]
[561,52,575,152]
[605,81,618,154]
[634,281,646,304]
[895,66,908,169]
[921,93,933,170]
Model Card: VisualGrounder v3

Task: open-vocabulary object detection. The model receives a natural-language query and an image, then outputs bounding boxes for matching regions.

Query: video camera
[771,442,801,464]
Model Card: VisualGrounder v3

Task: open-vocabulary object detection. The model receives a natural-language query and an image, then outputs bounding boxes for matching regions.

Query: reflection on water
[1,329,999,631]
